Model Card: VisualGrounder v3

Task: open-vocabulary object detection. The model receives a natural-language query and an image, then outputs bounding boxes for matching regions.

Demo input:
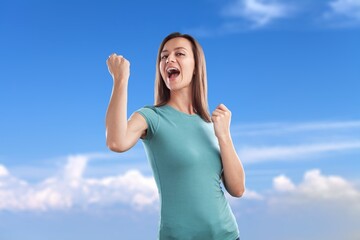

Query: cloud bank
[1,155,360,218]
[0,155,158,212]
[271,169,360,209]
[235,168,360,216]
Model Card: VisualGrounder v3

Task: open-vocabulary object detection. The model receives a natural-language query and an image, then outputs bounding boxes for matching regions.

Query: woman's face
[159,37,195,91]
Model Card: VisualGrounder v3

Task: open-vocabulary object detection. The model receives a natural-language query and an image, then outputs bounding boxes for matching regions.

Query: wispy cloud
[221,0,292,28]
[187,0,295,36]
[188,1,360,37]
[239,141,360,163]
[232,120,360,163]
[320,0,360,27]
[0,154,158,212]
[232,120,360,136]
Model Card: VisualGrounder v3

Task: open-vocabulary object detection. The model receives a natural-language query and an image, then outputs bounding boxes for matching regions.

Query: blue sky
[0,0,359,239]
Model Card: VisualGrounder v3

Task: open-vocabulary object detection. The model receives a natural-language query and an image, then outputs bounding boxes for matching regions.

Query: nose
[166,54,176,64]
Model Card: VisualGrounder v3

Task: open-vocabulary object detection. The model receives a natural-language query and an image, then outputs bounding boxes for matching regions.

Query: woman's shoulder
[142,103,169,112]
[136,104,164,116]
[140,104,159,112]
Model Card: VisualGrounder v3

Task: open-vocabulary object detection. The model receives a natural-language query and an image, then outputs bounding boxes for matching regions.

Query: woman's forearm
[105,81,128,151]
[219,135,245,198]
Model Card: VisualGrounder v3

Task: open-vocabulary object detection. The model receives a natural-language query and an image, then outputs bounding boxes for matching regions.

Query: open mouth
[167,67,180,79]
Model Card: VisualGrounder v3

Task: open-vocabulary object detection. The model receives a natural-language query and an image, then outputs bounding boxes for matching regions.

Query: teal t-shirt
[135,104,240,240]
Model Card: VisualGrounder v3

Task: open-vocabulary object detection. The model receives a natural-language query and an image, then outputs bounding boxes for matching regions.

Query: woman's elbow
[106,141,128,153]
[233,186,245,198]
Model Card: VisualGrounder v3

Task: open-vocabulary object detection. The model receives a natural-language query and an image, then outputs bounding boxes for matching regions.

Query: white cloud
[226,169,360,240]
[229,169,360,240]
[232,120,360,136]
[269,169,360,211]
[64,155,87,180]
[273,174,296,192]
[243,189,264,200]
[0,154,159,212]
[225,187,264,202]
[0,165,9,177]
[239,141,360,163]
[328,0,360,20]
[222,0,292,27]
[323,0,360,27]
[190,1,360,36]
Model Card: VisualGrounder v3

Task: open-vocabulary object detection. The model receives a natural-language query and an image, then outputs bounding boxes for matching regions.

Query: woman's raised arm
[105,54,147,152]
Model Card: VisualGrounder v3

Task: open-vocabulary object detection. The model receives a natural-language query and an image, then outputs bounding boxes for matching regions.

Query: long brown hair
[154,32,211,123]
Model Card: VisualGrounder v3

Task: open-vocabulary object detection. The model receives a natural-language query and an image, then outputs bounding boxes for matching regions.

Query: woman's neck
[167,87,195,115]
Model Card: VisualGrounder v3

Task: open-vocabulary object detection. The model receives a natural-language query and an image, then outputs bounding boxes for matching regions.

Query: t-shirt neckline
[163,104,199,117]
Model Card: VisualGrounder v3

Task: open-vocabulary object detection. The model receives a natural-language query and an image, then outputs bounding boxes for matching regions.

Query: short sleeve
[135,105,159,141]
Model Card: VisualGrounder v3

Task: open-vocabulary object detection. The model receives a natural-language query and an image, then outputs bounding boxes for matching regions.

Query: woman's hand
[106,53,130,84]
[211,103,232,140]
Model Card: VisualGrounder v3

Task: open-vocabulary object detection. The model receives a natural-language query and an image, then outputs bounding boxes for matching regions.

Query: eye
[161,55,168,60]
[176,52,185,56]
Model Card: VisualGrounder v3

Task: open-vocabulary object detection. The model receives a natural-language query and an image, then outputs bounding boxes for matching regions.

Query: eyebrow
[161,47,188,53]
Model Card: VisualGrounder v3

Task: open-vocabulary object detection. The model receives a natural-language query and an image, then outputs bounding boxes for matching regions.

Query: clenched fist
[106,53,130,84]
[211,103,232,140]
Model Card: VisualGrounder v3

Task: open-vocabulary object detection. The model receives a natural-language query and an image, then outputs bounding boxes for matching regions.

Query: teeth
[167,67,179,74]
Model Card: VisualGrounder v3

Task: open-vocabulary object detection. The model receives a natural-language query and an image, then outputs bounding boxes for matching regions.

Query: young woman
[105,32,245,240]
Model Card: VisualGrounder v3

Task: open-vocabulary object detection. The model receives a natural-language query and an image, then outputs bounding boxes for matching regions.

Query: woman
[105,32,245,240]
